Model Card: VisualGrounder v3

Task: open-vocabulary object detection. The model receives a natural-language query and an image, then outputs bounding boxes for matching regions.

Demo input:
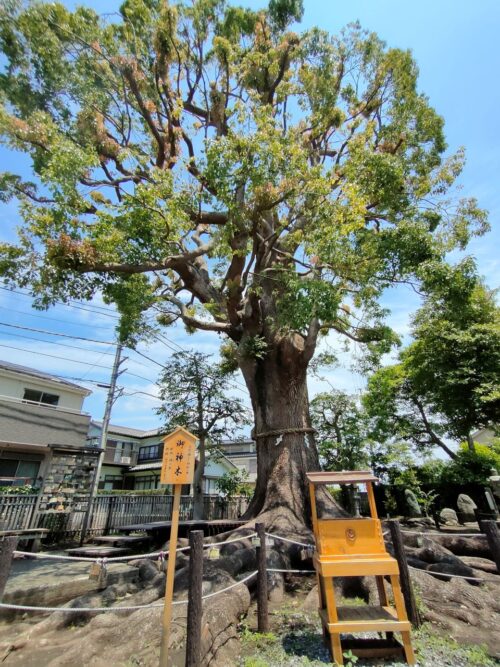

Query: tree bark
[193,380,205,521]
[192,435,205,520]
[238,333,340,528]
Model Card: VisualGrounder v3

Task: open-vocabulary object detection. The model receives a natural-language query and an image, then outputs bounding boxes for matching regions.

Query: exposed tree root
[1,522,499,664]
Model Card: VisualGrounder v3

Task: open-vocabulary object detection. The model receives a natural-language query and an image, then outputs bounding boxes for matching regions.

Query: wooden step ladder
[307,471,416,666]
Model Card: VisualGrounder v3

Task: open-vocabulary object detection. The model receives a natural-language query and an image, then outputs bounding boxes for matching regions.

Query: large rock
[404,489,422,517]
[440,508,459,526]
[457,494,477,522]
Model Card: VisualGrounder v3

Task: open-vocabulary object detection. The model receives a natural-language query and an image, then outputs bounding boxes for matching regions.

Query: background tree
[364,261,500,458]
[157,350,249,518]
[407,262,500,451]
[310,390,370,471]
[0,0,487,529]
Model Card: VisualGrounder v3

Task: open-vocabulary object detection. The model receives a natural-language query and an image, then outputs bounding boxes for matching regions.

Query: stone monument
[405,489,422,518]
[457,493,477,522]
[439,507,459,526]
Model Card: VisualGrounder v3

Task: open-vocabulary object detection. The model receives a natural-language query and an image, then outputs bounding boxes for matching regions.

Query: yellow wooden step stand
[307,471,416,666]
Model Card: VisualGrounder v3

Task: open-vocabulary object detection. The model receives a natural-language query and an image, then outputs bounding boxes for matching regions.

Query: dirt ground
[1,571,499,667]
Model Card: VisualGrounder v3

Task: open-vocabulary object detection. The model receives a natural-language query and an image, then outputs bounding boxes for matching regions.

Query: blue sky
[0,0,498,431]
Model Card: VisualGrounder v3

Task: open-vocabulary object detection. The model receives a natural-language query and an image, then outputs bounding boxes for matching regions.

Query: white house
[0,360,98,515]
[89,421,239,492]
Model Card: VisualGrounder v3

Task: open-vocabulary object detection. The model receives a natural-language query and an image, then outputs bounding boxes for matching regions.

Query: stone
[440,508,459,526]
[457,494,477,522]
[484,488,499,515]
[404,488,422,517]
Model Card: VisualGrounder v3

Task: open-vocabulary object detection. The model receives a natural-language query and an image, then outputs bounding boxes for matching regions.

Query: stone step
[66,545,131,558]
[93,535,150,546]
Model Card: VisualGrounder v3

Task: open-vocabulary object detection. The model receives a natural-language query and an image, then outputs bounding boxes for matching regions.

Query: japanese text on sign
[160,427,197,485]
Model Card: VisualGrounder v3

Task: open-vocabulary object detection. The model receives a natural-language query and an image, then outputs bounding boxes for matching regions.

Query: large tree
[0,0,487,528]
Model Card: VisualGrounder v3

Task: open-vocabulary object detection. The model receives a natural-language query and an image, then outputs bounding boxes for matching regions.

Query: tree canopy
[364,261,500,456]
[0,0,486,348]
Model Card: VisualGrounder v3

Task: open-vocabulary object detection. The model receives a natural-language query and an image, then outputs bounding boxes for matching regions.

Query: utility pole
[80,342,125,545]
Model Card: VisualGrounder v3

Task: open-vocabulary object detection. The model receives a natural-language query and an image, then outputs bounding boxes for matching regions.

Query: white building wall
[0,372,85,411]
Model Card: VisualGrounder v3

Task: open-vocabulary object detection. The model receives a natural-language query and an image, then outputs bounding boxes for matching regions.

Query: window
[138,443,163,462]
[0,458,40,486]
[106,440,134,463]
[99,475,124,491]
[23,388,59,407]
[204,477,219,494]
[133,475,160,490]
[249,459,257,473]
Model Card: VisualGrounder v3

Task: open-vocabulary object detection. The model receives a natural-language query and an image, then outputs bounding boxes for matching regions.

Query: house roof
[0,360,91,395]
[128,462,161,472]
[91,420,164,439]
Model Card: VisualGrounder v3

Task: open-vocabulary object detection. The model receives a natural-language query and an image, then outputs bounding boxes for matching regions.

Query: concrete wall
[0,398,91,448]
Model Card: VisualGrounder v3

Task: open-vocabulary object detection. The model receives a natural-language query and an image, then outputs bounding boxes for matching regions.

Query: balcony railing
[103,450,138,466]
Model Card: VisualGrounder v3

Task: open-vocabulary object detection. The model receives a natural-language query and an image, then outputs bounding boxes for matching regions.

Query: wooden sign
[160,426,197,485]
[159,426,197,667]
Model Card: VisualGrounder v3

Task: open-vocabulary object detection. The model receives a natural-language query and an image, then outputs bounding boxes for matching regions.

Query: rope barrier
[265,532,314,549]
[203,532,257,549]
[408,565,499,584]
[267,568,315,574]
[13,532,258,564]
[12,548,189,563]
[254,427,317,439]
[0,571,258,614]
[401,530,486,538]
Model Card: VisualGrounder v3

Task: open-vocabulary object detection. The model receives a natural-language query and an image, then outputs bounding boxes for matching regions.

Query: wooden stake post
[159,427,197,667]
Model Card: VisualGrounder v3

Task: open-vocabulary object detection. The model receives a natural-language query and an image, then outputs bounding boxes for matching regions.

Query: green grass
[238,607,499,667]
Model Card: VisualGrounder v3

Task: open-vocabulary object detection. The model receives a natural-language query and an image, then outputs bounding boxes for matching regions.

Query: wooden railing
[0,494,38,530]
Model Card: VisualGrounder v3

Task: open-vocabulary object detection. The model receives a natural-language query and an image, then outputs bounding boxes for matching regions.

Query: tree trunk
[466,432,476,453]
[193,434,205,520]
[239,333,340,528]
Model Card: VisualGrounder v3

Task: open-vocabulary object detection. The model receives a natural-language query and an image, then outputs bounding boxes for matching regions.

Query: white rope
[198,570,257,599]
[13,532,258,564]
[12,547,192,563]
[267,568,315,574]
[408,565,499,584]
[203,532,257,549]
[0,571,258,614]
[401,530,485,538]
[265,532,314,548]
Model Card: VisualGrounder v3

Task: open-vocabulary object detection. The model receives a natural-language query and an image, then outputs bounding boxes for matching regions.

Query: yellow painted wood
[314,555,400,577]
[401,631,416,665]
[316,517,385,557]
[366,483,379,519]
[308,472,415,665]
[159,483,181,667]
[331,632,343,666]
[161,426,197,485]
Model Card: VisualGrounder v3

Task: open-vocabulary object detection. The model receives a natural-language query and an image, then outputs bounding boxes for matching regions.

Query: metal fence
[1,493,249,537]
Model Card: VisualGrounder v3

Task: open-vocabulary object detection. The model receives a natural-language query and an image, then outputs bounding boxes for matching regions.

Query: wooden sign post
[159,426,197,667]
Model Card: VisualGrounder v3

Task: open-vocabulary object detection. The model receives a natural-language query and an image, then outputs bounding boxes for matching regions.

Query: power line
[1,289,249,394]
[0,343,113,369]
[122,369,159,384]
[0,305,115,331]
[0,286,119,319]
[0,330,116,355]
[0,322,114,346]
